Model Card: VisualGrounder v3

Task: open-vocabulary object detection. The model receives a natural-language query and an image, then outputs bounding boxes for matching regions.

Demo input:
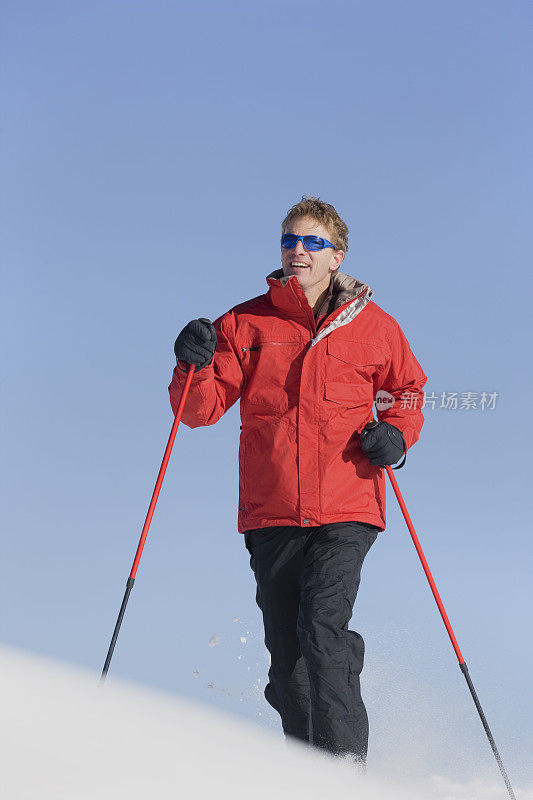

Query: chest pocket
[327,337,386,367]
[323,338,387,419]
[326,337,387,388]
[242,339,302,412]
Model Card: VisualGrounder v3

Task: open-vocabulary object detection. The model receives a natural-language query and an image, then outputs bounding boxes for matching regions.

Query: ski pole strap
[392,443,406,469]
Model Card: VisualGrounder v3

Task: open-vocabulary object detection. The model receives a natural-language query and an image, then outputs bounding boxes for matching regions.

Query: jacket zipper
[242,342,297,352]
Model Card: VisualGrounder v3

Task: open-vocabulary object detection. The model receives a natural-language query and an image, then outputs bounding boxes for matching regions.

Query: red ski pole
[100,363,195,682]
[381,456,516,799]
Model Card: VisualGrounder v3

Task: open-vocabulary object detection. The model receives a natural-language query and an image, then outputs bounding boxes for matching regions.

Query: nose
[293,238,307,255]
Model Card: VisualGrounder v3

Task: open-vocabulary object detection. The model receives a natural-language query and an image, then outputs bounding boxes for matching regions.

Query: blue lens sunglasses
[281,234,336,252]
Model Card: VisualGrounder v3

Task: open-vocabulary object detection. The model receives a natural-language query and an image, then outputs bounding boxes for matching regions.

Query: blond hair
[281,196,349,252]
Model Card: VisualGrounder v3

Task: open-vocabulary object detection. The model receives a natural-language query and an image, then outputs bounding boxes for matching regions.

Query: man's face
[281,216,345,294]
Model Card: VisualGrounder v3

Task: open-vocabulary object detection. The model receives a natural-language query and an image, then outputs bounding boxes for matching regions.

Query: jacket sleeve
[168,311,244,428]
[374,320,427,450]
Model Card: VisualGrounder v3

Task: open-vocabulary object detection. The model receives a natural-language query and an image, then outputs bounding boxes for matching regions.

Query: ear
[330,249,345,271]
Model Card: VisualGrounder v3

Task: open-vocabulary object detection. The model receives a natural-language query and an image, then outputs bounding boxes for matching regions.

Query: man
[169,196,427,768]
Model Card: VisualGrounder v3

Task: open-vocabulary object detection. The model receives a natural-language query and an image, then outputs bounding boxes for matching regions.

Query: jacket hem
[238,511,385,534]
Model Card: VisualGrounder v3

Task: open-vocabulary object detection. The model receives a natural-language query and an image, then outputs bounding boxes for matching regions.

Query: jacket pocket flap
[327,337,385,366]
[324,381,372,407]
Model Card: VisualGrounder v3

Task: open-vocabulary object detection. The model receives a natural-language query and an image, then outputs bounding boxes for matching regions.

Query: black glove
[174,318,217,372]
[360,421,406,468]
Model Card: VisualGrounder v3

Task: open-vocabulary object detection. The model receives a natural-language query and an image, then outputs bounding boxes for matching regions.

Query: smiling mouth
[290,262,310,268]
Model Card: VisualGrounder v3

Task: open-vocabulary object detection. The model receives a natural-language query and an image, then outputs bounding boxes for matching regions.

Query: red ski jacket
[169,270,427,533]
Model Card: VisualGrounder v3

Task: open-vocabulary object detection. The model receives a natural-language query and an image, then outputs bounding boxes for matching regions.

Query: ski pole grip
[362,419,379,435]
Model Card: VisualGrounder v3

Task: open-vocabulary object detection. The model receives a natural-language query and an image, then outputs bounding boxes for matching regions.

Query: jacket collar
[266,269,373,344]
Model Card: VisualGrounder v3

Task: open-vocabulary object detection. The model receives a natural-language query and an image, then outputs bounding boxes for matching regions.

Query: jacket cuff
[175,359,215,381]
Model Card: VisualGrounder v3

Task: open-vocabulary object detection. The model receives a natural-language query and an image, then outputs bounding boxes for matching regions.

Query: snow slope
[0,646,529,800]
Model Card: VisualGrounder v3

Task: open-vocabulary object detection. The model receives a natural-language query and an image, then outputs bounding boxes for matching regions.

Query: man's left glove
[360,421,406,467]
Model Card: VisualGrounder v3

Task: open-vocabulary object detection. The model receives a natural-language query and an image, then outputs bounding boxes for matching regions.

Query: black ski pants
[244,521,378,764]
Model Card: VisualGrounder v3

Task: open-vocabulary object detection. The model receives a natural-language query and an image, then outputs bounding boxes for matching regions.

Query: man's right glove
[174,318,217,372]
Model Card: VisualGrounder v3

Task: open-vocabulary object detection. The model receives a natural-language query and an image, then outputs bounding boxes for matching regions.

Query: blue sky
[2,0,532,785]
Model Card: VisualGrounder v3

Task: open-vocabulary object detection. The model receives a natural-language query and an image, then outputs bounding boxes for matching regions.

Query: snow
[0,645,531,800]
